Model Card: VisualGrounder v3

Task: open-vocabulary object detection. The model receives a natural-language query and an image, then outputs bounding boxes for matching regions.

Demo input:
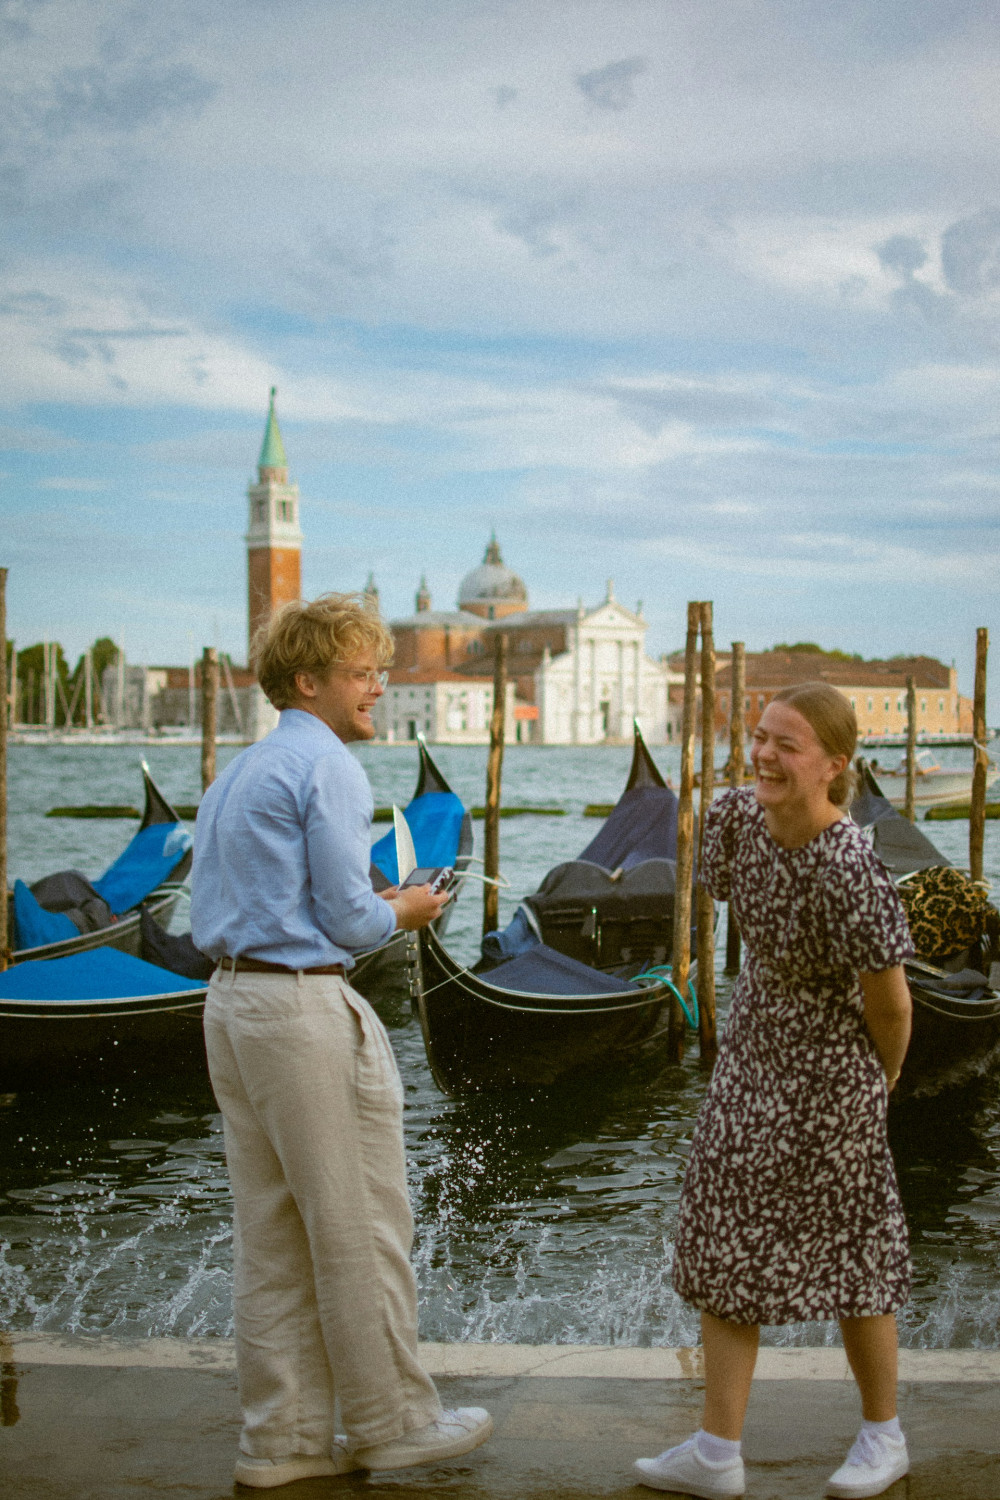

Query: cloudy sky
[2,0,999,709]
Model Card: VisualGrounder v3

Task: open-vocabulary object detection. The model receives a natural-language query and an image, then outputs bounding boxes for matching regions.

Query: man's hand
[388,883,449,930]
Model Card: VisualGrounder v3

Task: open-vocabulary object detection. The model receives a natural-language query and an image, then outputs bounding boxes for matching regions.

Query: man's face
[293,656,386,742]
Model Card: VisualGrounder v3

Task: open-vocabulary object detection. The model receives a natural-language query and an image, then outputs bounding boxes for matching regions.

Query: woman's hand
[859,966,912,1090]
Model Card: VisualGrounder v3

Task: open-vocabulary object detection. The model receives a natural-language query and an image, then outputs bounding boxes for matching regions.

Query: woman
[635,683,913,1500]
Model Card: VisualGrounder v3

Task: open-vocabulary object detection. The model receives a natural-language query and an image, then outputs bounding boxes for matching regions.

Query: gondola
[414,725,689,1095]
[10,763,192,966]
[349,736,473,1013]
[0,946,208,1085]
[852,760,1000,1098]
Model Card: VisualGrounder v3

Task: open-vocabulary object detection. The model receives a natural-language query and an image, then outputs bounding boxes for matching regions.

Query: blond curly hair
[253,593,393,710]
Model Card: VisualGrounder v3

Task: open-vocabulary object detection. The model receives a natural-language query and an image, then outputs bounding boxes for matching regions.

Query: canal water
[2,742,999,1350]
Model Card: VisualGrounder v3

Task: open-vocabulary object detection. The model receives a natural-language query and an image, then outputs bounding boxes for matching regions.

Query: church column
[633,639,641,731]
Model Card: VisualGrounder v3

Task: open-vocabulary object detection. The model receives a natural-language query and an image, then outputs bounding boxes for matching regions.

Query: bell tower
[246,387,303,656]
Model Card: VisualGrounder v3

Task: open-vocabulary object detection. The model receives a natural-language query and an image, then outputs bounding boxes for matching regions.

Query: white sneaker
[826,1427,909,1498]
[353,1407,493,1470]
[634,1434,746,1497]
[235,1438,361,1488]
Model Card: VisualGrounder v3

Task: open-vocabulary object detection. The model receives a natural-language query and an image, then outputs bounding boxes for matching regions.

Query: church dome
[457,535,528,619]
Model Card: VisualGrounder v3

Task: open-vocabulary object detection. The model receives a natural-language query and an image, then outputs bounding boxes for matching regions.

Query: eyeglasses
[334,668,389,691]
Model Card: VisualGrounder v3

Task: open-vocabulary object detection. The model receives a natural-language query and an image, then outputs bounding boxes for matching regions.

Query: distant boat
[852,760,1000,1097]
[10,764,192,966]
[414,725,692,1095]
[350,737,473,1013]
[862,750,998,812]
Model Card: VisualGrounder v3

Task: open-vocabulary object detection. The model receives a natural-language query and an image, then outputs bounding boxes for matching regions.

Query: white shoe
[634,1434,746,1497]
[353,1407,493,1470]
[235,1438,361,1488]
[826,1427,909,1498]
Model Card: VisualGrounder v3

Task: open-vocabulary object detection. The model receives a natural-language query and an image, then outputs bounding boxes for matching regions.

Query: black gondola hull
[0,989,208,1085]
[898,984,1000,1100]
[416,926,675,1093]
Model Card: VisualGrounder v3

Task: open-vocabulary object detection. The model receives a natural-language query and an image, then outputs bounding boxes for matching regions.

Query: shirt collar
[278,708,340,743]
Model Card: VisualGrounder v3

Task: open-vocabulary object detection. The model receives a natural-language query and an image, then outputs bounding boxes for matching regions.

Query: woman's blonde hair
[253,593,393,710]
[771,682,858,808]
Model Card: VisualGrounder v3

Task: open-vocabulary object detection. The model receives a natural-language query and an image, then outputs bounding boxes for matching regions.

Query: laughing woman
[635,683,914,1500]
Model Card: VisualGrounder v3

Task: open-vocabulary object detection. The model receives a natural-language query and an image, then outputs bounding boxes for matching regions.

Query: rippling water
[2,741,999,1348]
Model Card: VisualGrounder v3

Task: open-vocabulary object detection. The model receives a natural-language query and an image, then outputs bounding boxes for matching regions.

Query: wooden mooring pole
[482,632,507,935]
[725,641,745,975]
[0,567,8,971]
[970,628,989,884]
[201,646,219,794]
[904,676,917,823]
[697,601,717,1066]
[669,602,700,1062]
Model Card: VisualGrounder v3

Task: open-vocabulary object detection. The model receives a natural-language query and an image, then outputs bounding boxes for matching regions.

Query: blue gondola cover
[370,791,466,884]
[12,881,80,949]
[0,947,206,1002]
[92,824,192,915]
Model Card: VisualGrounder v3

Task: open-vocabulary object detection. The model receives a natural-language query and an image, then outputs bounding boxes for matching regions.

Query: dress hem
[674,1286,911,1327]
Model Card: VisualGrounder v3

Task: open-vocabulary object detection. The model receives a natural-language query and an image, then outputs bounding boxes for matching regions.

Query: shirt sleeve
[699,789,741,901]
[822,834,915,974]
[302,752,397,954]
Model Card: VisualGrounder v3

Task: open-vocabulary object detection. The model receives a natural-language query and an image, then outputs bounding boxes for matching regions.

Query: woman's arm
[859,965,912,1090]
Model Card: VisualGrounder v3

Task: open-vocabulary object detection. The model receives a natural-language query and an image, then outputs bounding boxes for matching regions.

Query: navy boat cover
[484,943,641,997]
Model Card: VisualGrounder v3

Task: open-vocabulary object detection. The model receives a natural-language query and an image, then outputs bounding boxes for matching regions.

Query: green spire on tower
[258,386,287,471]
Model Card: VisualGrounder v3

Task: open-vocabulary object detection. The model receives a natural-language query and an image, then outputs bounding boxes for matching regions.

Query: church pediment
[583,601,643,630]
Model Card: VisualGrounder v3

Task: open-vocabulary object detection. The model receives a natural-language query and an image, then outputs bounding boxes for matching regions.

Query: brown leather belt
[215,956,347,977]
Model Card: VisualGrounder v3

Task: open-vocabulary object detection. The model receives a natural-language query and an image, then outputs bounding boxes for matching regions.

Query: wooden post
[697,602,717,1065]
[725,641,745,975]
[0,568,8,970]
[482,632,507,935]
[201,647,219,793]
[669,602,700,1061]
[970,627,989,884]
[84,648,93,730]
[904,675,917,823]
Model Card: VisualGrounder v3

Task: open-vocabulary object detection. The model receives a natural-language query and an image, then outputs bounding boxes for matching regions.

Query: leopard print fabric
[897,865,1000,964]
[672,788,914,1326]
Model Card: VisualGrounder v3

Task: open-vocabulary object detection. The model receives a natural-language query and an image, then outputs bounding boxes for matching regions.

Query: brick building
[704,650,968,741]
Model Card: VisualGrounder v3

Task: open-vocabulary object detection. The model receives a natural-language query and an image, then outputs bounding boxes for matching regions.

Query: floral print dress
[672,787,914,1325]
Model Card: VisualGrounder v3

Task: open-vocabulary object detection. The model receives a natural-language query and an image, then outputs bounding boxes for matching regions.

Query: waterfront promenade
[3,1336,999,1498]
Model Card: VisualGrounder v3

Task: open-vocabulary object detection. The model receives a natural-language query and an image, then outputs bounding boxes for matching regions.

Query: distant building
[708,650,968,740]
[374,672,517,745]
[101,660,256,735]
[245,389,301,738]
[246,387,302,652]
[380,539,675,744]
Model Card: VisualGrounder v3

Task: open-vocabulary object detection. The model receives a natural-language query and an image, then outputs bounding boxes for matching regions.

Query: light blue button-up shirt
[191,709,396,969]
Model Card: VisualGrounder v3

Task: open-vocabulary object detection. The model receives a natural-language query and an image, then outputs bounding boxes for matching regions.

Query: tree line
[4,638,120,726]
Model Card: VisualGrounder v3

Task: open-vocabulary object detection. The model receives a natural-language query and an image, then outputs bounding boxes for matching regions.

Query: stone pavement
[2,1337,999,1500]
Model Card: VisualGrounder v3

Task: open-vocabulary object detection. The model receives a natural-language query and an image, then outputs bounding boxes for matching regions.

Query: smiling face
[751,700,847,823]
[292,656,385,743]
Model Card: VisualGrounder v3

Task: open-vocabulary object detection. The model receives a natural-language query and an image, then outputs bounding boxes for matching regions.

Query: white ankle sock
[861,1417,902,1441]
[696,1429,742,1462]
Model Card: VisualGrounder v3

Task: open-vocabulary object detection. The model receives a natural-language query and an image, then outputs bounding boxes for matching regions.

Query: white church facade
[532,588,675,745]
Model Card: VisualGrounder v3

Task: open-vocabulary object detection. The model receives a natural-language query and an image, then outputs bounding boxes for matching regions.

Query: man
[192,593,492,1490]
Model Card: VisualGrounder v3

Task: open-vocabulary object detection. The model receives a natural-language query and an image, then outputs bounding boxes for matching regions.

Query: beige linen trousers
[204,968,442,1459]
